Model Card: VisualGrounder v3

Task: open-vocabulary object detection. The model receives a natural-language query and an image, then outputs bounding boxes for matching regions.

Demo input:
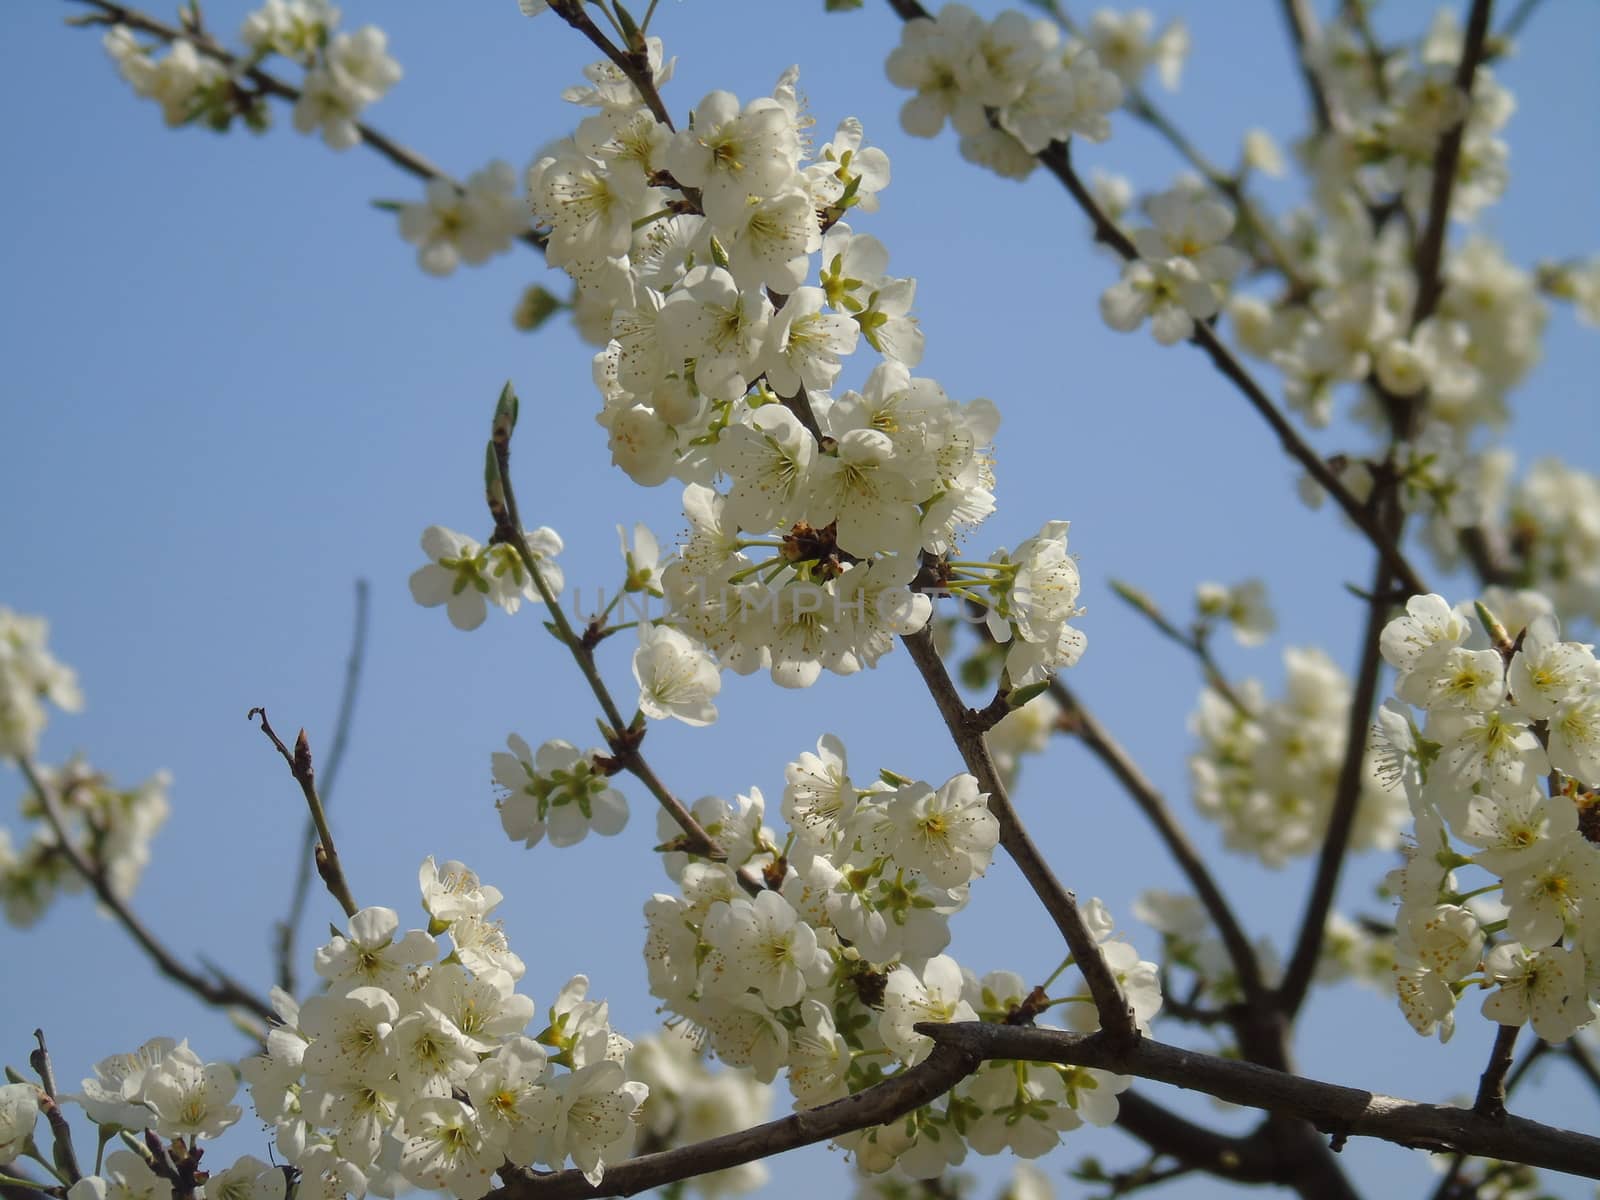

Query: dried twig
[247,709,359,918]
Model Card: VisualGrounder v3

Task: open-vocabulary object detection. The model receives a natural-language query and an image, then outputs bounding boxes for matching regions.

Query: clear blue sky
[4,1,1599,1197]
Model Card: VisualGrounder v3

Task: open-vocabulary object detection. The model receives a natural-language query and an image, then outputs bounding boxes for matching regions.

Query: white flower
[634,624,721,726]
[1195,579,1275,646]
[880,955,978,1064]
[1100,256,1216,343]
[463,1036,550,1162]
[701,890,829,1008]
[399,1098,499,1200]
[391,1007,478,1100]
[493,736,628,849]
[314,907,437,994]
[0,1082,39,1162]
[522,1060,648,1185]
[1482,943,1592,1044]
[666,91,802,228]
[137,1042,241,1140]
[397,162,527,276]
[781,733,855,846]
[408,527,494,631]
[1076,8,1189,91]
[71,1037,175,1130]
[875,774,998,888]
[204,1156,287,1200]
[299,986,400,1085]
[418,857,502,931]
[1548,689,1600,786]
[67,1151,172,1200]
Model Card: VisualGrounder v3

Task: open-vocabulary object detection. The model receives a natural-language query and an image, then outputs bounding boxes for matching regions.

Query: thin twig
[1410,0,1496,329]
[1473,1023,1520,1118]
[275,579,369,994]
[1278,0,1337,132]
[899,626,1139,1049]
[247,709,359,918]
[28,1032,81,1185]
[1277,539,1398,1017]
[546,0,674,131]
[1107,582,1251,716]
[62,0,546,253]
[1497,0,1547,43]
[483,383,723,861]
[14,756,275,1024]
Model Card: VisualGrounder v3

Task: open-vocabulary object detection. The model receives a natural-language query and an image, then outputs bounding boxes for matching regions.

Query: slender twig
[1278,0,1337,132]
[14,756,275,1023]
[1107,582,1251,716]
[1410,0,1496,329]
[1498,0,1547,43]
[275,579,369,994]
[1049,679,1271,1020]
[1562,1037,1600,1097]
[247,709,359,918]
[483,383,723,861]
[1430,1038,1550,1200]
[899,626,1139,1049]
[1473,1023,1520,1118]
[62,0,546,253]
[1277,541,1398,1017]
[28,1032,80,1185]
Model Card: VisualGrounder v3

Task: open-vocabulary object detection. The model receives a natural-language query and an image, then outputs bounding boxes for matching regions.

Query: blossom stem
[1473,1023,1520,1118]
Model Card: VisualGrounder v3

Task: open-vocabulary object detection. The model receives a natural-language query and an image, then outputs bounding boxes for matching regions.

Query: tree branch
[275,578,369,995]
[924,1023,1600,1181]
[1473,1023,1520,1118]
[899,626,1139,1048]
[488,1039,981,1199]
[14,755,275,1024]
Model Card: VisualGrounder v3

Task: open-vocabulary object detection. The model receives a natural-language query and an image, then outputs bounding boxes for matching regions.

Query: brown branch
[275,578,369,994]
[29,1032,80,1185]
[488,1039,981,1199]
[899,626,1139,1049]
[63,0,546,253]
[546,0,674,132]
[14,756,275,1024]
[1276,539,1398,1017]
[247,709,359,919]
[483,383,723,862]
[1048,679,1273,1024]
[1410,0,1496,329]
[1278,0,1337,132]
[1473,1023,1520,1119]
[923,1023,1600,1181]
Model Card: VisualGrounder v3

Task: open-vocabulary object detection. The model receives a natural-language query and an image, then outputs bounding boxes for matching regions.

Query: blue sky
[4,1,1599,1197]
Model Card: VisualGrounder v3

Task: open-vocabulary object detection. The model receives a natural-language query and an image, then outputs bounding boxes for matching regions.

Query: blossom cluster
[1188,646,1408,867]
[633,734,1160,1179]
[102,0,399,146]
[0,608,82,760]
[1,612,169,929]
[884,4,1126,177]
[238,858,650,1195]
[409,32,1091,704]
[408,526,564,632]
[1376,592,1600,1044]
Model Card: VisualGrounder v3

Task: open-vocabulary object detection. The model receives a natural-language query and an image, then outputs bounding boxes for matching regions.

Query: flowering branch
[275,578,369,995]
[61,0,548,253]
[899,626,1140,1048]
[483,383,723,862]
[922,1023,1600,1181]
[14,755,275,1024]
[246,708,360,919]
[1026,133,1432,598]
[545,0,674,131]
[489,1040,982,1200]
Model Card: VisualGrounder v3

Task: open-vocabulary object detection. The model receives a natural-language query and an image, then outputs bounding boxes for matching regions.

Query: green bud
[513,284,565,332]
